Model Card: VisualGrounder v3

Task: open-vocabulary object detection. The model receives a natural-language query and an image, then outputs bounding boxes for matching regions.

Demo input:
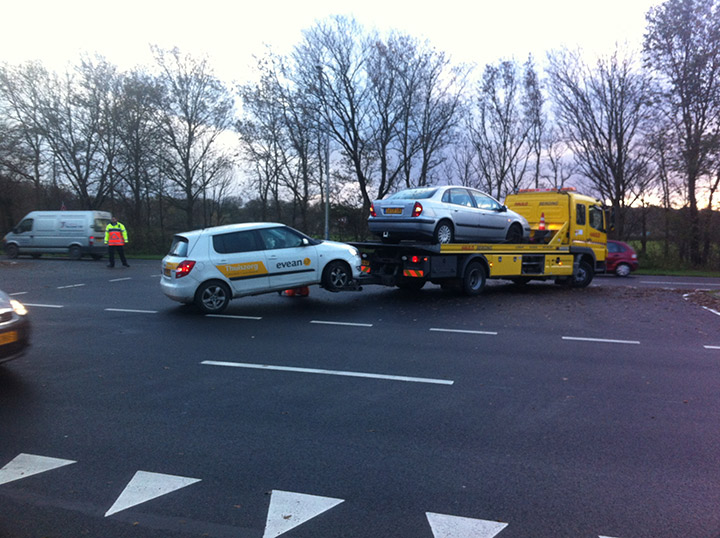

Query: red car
[606,240,639,277]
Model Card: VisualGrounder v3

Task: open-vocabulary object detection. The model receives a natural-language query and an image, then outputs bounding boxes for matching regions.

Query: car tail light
[89,236,94,246]
[175,260,196,278]
[370,203,377,218]
[412,202,423,217]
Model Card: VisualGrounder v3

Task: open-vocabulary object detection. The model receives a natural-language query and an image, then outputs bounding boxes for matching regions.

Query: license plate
[164,267,171,276]
[384,207,402,215]
[0,331,18,346]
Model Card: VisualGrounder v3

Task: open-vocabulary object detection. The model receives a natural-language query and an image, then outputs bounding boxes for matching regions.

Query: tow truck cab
[505,188,608,274]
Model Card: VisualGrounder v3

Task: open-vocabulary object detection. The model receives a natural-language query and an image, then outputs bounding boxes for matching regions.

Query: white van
[3,210,112,260]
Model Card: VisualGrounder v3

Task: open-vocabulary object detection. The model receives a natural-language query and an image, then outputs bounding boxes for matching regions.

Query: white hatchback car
[160,223,362,314]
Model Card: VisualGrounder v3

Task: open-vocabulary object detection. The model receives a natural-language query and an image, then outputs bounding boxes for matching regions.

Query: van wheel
[195,281,231,314]
[462,261,486,296]
[322,261,351,292]
[5,244,18,259]
[69,245,82,260]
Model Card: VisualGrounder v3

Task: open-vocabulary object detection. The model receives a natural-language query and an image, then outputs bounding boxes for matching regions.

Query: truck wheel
[462,261,486,296]
[5,244,18,259]
[615,263,631,277]
[505,224,523,243]
[322,260,351,292]
[195,281,231,314]
[69,245,82,260]
[433,221,454,244]
[571,260,594,288]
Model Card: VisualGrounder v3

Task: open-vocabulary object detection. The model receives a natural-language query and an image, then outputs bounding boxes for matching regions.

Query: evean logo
[277,259,305,269]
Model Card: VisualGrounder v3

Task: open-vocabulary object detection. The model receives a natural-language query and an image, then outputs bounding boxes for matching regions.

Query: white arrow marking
[263,490,344,538]
[105,471,201,517]
[0,453,76,486]
[426,512,508,538]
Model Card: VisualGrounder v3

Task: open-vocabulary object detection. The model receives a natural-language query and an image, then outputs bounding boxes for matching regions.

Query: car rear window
[388,188,438,200]
[168,236,189,257]
[94,218,110,232]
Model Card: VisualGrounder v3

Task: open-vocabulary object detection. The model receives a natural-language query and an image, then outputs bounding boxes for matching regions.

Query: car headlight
[10,299,28,316]
[348,246,360,258]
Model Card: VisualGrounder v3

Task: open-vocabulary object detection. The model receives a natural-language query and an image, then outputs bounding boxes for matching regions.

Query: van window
[213,231,260,254]
[168,236,189,257]
[94,218,110,232]
[16,219,33,233]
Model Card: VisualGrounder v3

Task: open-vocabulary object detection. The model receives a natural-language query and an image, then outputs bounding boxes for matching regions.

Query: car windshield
[387,188,438,200]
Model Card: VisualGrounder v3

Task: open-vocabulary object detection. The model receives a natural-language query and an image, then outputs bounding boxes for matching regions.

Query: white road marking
[206,314,262,320]
[426,512,508,538]
[0,454,76,486]
[562,336,640,345]
[702,306,720,317]
[105,470,201,517]
[430,328,498,336]
[109,277,132,283]
[202,361,454,385]
[705,345,720,350]
[105,308,158,314]
[641,280,718,287]
[57,283,85,289]
[23,303,64,309]
[8,291,27,296]
[310,320,373,327]
[263,490,344,538]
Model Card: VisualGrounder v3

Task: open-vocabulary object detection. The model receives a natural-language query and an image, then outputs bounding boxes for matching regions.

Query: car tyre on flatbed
[322,260,352,292]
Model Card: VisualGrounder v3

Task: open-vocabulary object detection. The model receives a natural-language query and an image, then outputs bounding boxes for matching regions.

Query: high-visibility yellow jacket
[105,222,128,246]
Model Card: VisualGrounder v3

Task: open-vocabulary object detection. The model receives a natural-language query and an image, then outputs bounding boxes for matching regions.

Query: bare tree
[546,47,655,238]
[470,59,533,199]
[153,46,235,229]
[644,0,720,265]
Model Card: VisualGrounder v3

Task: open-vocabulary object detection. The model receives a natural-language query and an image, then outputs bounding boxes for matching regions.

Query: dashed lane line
[430,328,498,336]
[702,306,720,317]
[562,336,640,345]
[8,291,28,296]
[57,283,85,289]
[310,320,373,327]
[705,345,720,350]
[201,360,454,385]
[109,277,132,283]
[23,303,64,309]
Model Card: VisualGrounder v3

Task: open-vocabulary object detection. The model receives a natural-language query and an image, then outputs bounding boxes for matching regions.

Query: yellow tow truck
[353,188,608,294]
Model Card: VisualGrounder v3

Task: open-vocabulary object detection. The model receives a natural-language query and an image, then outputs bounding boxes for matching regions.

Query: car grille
[0,310,12,323]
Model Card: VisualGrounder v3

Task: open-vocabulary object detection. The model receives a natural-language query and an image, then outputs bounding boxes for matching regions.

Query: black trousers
[108,245,128,266]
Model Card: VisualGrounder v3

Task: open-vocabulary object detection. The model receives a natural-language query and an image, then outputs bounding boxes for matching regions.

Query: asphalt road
[1,258,719,538]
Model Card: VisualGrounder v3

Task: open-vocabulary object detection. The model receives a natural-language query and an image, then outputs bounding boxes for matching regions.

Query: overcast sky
[3,0,662,82]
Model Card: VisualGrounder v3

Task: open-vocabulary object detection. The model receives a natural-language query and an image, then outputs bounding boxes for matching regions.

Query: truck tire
[195,281,231,314]
[462,261,486,296]
[571,260,594,288]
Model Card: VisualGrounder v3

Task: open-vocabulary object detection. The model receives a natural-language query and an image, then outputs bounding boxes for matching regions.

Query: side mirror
[499,205,508,213]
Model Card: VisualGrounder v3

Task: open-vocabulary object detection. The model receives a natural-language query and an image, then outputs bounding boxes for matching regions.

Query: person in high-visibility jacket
[105,216,130,268]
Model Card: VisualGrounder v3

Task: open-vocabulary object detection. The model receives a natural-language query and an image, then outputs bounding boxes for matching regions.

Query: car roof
[175,222,284,239]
